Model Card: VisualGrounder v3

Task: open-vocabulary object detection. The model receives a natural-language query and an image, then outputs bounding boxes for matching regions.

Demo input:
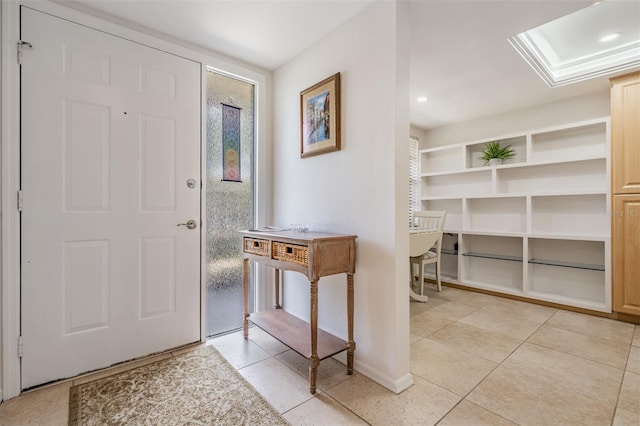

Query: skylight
[509,0,640,87]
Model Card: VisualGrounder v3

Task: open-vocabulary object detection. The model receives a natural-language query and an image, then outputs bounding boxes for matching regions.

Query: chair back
[412,210,446,231]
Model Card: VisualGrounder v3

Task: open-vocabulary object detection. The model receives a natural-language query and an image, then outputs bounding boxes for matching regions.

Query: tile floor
[1,286,639,425]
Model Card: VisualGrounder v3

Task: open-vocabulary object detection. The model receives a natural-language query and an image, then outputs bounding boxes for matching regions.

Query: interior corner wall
[410,125,427,141]
[422,88,611,148]
[0,2,3,400]
[271,0,411,391]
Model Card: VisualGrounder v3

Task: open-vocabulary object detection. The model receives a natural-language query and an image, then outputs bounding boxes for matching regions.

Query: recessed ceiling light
[599,32,621,43]
[417,96,429,103]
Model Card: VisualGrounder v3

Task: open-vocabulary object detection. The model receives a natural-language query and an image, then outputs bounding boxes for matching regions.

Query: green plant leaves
[480,141,515,165]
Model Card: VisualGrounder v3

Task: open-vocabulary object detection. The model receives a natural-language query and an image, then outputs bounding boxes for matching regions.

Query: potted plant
[480,141,515,166]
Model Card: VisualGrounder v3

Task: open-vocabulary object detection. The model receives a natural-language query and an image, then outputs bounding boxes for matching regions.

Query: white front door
[20,7,201,389]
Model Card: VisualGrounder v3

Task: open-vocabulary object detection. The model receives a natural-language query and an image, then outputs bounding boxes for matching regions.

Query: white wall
[421,89,610,148]
[272,0,412,392]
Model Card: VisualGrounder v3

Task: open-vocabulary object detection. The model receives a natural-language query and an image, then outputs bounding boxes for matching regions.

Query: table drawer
[243,237,270,257]
[272,241,309,266]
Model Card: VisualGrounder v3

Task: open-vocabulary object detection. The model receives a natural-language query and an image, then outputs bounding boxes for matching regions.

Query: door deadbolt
[177,220,197,230]
[186,179,197,189]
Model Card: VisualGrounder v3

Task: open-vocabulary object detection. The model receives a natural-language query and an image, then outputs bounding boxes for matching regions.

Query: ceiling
[56,0,639,130]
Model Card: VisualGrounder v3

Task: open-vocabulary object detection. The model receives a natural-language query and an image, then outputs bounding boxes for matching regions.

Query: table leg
[309,279,319,394]
[347,273,355,375]
[274,268,281,309]
[243,258,249,339]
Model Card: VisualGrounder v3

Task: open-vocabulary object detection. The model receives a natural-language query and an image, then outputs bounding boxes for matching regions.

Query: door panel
[20,7,201,388]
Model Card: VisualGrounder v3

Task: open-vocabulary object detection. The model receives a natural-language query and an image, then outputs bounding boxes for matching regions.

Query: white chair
[409,230,441,302]
[410,210,446,295]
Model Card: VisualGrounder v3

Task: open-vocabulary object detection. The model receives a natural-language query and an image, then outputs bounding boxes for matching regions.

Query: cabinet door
[611,72,640,194]
[612,195,640,315]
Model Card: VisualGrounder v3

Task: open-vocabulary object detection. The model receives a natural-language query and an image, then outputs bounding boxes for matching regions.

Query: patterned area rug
[69,345,289,425]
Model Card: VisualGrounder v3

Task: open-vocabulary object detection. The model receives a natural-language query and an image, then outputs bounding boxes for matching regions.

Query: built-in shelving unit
[419,118,611,312]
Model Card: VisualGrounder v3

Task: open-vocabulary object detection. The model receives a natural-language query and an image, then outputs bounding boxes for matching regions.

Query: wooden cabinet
[611,72,640,316]
[611,72,640,194]
[240,229,357,394]
[612,195,640,315]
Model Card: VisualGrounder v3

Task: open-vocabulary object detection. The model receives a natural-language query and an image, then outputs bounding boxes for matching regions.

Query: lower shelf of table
[250,309,349,360]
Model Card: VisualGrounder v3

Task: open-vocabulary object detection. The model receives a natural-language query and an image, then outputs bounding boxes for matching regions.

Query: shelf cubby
[421,146,464,174]
[531,193,608,237]
[496,158,606,194]
[527,237,607,307]
[528,238,605,270]
[421,170,492,198]
[460,234,523,291]
[466,136,527,169]
[528,265,605,304]
[467,196,526,234]
[530,121,607,163]
[421,198,463,230]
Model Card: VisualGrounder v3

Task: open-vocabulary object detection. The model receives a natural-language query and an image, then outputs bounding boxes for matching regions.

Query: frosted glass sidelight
[206,72,255,337]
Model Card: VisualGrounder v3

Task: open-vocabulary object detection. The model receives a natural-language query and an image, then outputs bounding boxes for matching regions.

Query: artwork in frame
[222,103,242,182]
[300,72,341,158]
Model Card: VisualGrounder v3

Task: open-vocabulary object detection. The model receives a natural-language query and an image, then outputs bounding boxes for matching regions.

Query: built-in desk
[240,229,357,394]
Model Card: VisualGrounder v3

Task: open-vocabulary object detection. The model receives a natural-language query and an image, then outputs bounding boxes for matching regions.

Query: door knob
[177,220,197,230]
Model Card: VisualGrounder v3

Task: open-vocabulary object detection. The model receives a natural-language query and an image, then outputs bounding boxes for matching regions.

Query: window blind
[409,136,420,226]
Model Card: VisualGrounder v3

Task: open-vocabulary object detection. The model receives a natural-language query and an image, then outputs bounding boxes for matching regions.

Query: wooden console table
[240,229,356,394]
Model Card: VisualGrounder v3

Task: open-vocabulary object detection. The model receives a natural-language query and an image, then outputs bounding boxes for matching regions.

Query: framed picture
[300,72,341,158]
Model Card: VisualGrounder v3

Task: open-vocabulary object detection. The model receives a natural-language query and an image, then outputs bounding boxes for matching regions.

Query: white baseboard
[354,360,413,394]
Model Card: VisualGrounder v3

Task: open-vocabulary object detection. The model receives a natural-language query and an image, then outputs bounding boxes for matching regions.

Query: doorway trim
[1,0,271,400]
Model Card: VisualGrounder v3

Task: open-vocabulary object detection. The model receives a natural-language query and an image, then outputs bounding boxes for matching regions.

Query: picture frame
[300,72,341,158]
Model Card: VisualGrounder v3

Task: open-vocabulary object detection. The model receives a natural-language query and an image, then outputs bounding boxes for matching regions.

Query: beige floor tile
[72,352,173,385]
[410,338,497,396]
[546,310,635,344]
[248,326,290,355]
[430,322,522,363]
[613,407,640,426]
[457,307,544,340]
[409,297,447,316]
[420,300,479,322]
[409,333,423,345]
[483,297,556,323]
[633,326,640,347]
[437,400,516,426]
[210,330,271,369]
[238,357,315,413]
[435,287,501,308]
[467,354,616,425]
[275,350,354,391]
[410,311,453,337]
[528,325,630,369]
[617,371,640,416]
[627,346,640,374]
[326,373,460,426]
[503,343,623,406]
[0,381,71,426]
[283,393,368,425]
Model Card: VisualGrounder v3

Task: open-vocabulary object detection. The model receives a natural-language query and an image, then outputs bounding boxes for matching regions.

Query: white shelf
[528,258,604,271]
[463,252,523,262]
[421,189,606,201]
[419,117,611,312]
